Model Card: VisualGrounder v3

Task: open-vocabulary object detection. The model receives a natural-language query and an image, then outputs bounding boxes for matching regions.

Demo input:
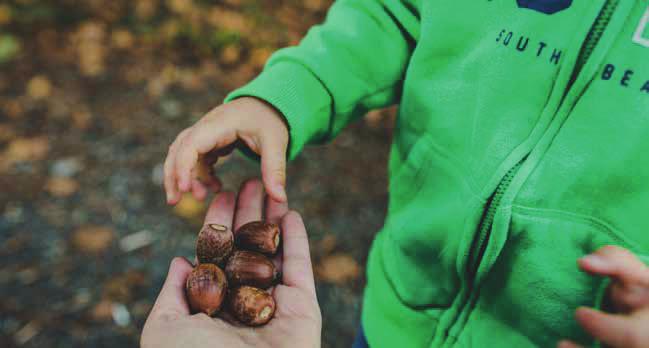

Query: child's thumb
[260,133,288,202]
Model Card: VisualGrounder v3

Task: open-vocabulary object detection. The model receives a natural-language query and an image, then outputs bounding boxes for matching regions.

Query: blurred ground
[0,1,396,347]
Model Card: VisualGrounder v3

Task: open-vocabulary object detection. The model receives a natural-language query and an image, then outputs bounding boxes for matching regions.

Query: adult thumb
[151,257,193,316]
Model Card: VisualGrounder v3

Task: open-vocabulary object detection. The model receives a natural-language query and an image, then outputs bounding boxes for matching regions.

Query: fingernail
[580,255,608,269]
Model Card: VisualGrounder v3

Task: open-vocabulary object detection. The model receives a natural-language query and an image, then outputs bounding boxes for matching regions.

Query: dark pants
[352,326,369,348]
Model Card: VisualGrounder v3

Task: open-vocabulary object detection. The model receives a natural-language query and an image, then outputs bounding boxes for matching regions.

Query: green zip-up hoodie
[226,0,649,346]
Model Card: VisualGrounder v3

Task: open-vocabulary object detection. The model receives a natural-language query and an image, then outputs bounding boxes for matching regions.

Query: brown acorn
[225,250,279,289]
[196,224,234,265]
[235,221,281,255]
[228,286,276,326]
[186,263,228,316]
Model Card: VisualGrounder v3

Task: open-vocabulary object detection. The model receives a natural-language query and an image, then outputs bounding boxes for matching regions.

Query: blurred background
[0,0,397,347]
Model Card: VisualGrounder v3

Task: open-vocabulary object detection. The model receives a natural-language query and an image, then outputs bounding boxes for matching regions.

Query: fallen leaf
[90,299,114,321]
[26,75,52,99]
[222,0,242,6]
[220,43,241,65]
[315,253,361,285]
[71,225,115,254]
[177,68,204,91]
[173,193,206,221]
[111,29,134,49]
[102,270,146,302]
[207,6,250,34]
[166,0,194,14]
[159,19,181,40]
[0,136,49,171]
[135,0,158,20]
[249,47,273,69]
[0,123,13,141]
[147,65,177,98]
[16,267,39,285]
[0,5,11,25]
[72,109,92,130]
[222,64,255,90]
[317,234,337,255]
[0,34,19,63]
[1,99,23,119]
[45,177,79,197]
[73,21,106,76]
[14,320,40,346]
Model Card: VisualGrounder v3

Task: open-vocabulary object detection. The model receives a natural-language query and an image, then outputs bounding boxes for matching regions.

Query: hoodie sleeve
[225,0,421,160]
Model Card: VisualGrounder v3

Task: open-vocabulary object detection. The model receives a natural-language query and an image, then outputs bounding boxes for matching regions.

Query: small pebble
[50,157,82,178]
[151,163,164,186]
[112,303,131,327]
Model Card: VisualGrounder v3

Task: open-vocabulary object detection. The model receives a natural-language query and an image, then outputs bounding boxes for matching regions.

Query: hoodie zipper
[467,0,620,280]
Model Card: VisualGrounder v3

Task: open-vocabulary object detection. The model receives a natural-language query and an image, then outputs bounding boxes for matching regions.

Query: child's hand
[558,246,649,348]
[163,97,289,204]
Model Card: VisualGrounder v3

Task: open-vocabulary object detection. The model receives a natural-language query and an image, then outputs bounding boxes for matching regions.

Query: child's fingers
[580,246,649,312]
[265,194,289,224]
[266,196,289,272]
[203,174,222,193]
[579,246,649,286]
[163,129,190,204]
[556,340,584,348]
[609,282,649,313]
[175,134,199,193]
[280,211,316,297]
[175,120,238,195]
[575,306,648,347]
[233,179,264,231]
[163,153,178,204]
[196,154,223,192]
[191,178,208,201]
[260,132,288,203]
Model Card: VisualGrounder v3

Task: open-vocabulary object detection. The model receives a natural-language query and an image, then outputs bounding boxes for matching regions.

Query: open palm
[141,180,321,348]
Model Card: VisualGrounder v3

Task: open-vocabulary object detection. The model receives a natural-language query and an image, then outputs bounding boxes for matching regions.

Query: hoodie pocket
[381,135,482,308]
[462,208,648,347]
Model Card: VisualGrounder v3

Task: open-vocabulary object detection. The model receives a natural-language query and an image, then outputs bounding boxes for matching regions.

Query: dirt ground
[0,1,396,347]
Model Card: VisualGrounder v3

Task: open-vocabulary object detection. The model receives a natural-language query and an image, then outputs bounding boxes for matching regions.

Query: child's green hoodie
[226,0,649,346]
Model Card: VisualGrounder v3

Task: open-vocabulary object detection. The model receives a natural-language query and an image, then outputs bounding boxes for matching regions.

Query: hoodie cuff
[224,61,332,161]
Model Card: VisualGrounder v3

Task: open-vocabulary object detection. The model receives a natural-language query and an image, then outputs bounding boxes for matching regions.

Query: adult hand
[141,180,321,348]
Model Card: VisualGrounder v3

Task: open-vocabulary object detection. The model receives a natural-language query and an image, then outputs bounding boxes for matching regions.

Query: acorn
[225,250,280,289]
[196,224,234,265]
[235,221,281,255]
[228,286,276,326]
[186,263,228,316]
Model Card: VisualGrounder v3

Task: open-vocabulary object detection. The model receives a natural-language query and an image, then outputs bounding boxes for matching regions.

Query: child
[164,0,649,346]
